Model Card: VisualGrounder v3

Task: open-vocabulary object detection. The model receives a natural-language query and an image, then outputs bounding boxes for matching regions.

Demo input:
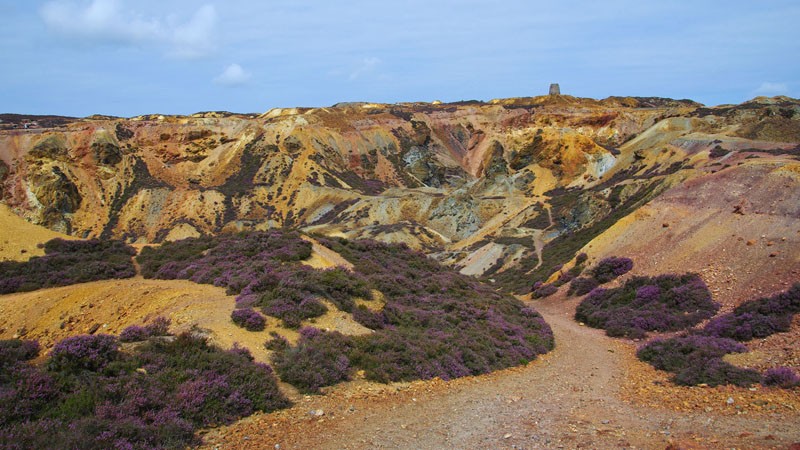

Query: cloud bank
[349,57,381,81]
[214,64,252,86]
[39,0,216,58]
[753,82,789,97]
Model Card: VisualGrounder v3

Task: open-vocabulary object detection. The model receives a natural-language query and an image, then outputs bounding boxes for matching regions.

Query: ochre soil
[0,204,74,262]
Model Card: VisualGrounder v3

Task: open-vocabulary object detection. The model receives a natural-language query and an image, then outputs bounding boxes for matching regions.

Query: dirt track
[202,295,800,449]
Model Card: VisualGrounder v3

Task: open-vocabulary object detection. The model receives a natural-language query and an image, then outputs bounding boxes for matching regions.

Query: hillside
[1,94,799,448]
[2,96,798,293]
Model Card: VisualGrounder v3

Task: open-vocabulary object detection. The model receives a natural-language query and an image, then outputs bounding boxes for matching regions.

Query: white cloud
[40,0,160,43]
[169,5,217,59]
[40,0,216,58]
[214,63,252,86]
[349,57,381,80]
[753,82,789,96]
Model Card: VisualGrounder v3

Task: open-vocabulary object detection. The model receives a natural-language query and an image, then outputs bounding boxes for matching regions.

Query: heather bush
[565,255,631,297]
[138,232,374,327]
[531,283,558,298]
[350,328,462,382]
[270,328,353,394]
[174,371,255,427]
[0,339,40,370]
[552,253,588,288]
[637,334,758,386]
[703,312,789,341]
[575,252,588,265]
[575,274,718,339]
[673,356,761,387]
[762,367,800,388]
[48,334,120,373]
[0,364,58,426]
[0,238,136,294]
[350,303,553,383]
[317,238,554,384]
[227,343,254,361]
[138,232,555,393]
[568,276,599,296]
[552,270,576,287]
[591,256,633,283]
[231,308,267,331]
[637,335,747,372]
[137,238,215,279]
[305,267,372,312]
[258,286,327,328]
[139,333,289,418]
[118,325,149,343]
[119,317,171,342]
[318,239,439,298]
[146,317,171,336]
[352,305,386,330]
[137,231,311,281]
[0,330,289,449]
[636,284,800,387]
[703,282,800,341]
[264,332,290,351]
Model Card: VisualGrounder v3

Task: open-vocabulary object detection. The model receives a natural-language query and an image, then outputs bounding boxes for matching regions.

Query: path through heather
[203,296,800,449]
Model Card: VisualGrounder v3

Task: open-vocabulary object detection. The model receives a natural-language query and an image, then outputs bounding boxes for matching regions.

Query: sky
[0,0,798,117]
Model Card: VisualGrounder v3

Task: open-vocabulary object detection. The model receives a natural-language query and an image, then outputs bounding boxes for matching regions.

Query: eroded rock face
[92,139,122,166]
[28,135,69,160]
[114,123,134,141]
[0,159,8,181]
[479,141,509,178]
[1,96,798,281]
[31,166,81,212]
[27,165,81,232]
[0,159,9,196]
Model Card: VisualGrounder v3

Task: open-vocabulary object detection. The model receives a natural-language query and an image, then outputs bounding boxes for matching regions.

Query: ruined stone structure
[549,83,561,95]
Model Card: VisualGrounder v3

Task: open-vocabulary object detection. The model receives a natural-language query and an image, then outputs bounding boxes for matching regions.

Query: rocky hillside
[1,95,798,292]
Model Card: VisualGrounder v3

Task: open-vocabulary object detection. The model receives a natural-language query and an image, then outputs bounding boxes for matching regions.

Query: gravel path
[203,296,800,449]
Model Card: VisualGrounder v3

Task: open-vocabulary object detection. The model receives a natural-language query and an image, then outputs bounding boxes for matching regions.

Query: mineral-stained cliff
[1,95,798,290]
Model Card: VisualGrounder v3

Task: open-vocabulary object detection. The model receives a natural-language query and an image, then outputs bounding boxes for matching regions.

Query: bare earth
[201,294,800,450]
[0,204,74,262]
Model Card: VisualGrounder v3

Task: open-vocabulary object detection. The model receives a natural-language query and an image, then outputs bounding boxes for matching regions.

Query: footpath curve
[203,295,800,449]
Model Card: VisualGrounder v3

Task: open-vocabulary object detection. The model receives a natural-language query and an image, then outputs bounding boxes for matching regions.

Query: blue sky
[1,0,798,117]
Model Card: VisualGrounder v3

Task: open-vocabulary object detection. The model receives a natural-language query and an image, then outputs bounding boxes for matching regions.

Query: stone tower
[549,83,561,95]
